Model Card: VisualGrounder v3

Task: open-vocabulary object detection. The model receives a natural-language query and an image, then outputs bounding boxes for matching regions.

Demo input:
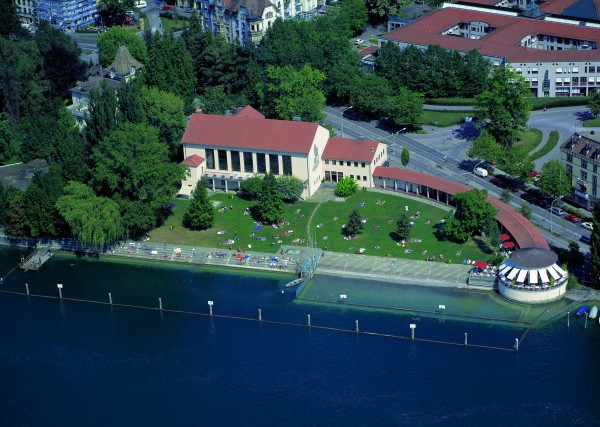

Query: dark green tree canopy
[475,66,531,148]
[97,26,147,67]
[183,182,215,230]
[240,176,264,200]
[346,209,364,235]
[257,171,284,224]
[443,189,497,243]
[277,175,304,202]
[538,159,571,197]
[85,80,121,146]
[396,214,411,241]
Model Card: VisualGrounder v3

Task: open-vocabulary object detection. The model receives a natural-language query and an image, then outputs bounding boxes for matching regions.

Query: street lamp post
[341,106,353,138]
[550,196,563,233]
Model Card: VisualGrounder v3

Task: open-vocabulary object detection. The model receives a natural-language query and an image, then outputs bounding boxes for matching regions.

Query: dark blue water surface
[1,247,599,426]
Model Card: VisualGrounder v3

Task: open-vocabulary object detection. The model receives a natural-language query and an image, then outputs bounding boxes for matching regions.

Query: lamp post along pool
[340,106,353,138]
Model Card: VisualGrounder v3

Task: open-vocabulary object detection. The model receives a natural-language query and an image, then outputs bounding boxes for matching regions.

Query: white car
[354,39,365,45]
[582,222,593,231]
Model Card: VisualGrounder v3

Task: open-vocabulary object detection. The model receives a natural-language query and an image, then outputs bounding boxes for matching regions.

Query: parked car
[135,0,147,7]
[490,177,504,187]
[565,214,580,223]
[185,6,193,12]
[354,39,365,45]
[581,234,591,244]
[582,222,593,231]
[474,167,488,177]
[536,198,551,209]
[520,193,539,205]
[549,206,565,216]
[162,5,174,10]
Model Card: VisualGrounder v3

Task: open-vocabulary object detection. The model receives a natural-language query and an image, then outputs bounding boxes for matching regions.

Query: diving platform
[20,245,53,271]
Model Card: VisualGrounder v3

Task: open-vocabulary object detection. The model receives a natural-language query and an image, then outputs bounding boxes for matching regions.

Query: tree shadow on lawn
[472,236,493,255]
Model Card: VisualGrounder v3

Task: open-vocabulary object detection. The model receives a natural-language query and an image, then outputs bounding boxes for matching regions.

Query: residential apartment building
[179,106,387,198]
[36,0,97,31]
[560,132,600,210]
[383,3,600,97]
[197,0,279,45]
[15,0,36,24]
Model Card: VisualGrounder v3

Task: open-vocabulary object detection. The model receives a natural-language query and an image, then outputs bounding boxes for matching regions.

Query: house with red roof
[383,3,600,97]
[179,107,388,198]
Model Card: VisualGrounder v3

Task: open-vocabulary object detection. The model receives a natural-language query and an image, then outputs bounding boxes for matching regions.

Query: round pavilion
[497,248,568,303]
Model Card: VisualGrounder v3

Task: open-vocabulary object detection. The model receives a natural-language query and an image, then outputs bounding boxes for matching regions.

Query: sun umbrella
[502,241,515,248]
[500,234,510,241]
[473,261,488,269]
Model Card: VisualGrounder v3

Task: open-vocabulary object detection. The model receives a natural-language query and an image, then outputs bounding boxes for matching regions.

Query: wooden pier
[20,245,53,271]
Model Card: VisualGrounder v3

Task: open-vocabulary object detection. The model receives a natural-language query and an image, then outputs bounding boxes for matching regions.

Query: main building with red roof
[383,3,600,97]
[179,107,387,197]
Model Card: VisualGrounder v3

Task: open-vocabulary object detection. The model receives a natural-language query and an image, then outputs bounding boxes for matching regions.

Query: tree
[183,182,214,230]
[23,167,67,237]
[385,88,424,127]
[118,80,145,124]
[482,216,500,251]
[589,90,600,117]
[538,160,571,197]
[85,80,120,146]
[401,147,410,167]
[475,67,531,148]
[34,21,86,99]
[335,176,358,197]
[443,189,497,243]
[277,175,304,202]
[0,0,22,39]
[91,123,185,236]
[0,115,20,164]
[146,32,196,102]
[97,0,133,29]
[518,203,532,220]
[366,0,404,22]
[349,73,392,118]
[502,146,535,179]
[346,209,364,235]
[467,131,503,164]
[266,64,326,122]
[139,86,186,159]
[97,26,147,67]
[56,181,125,248]
[336,0,369,36]
[566,241,584,267]
[4,188,29,237]
[499,188,513,204]
[240,176,264,200]
[460,50,491,98]
[256,171,283,224]
[396,214,411,241]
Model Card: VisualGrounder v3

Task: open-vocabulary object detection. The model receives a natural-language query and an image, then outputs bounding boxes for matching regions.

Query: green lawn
[514,128,543,153]
[160,16,189,32]
[150,190,492,264]
[422,110,471,127]
[583,118,600,127]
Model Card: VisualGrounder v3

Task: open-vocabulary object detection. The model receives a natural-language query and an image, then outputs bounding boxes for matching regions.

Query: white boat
[589,306,598,320]
[285,278,304,288]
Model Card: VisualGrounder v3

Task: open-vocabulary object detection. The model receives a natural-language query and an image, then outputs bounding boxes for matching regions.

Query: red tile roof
[323,138,381,162]
[358,46,378,57]
[233,105,265,119]
[181,154,205,167]
[539,0,579,14]
[182,113,321,154]
[383,6,600,63]
[373,167,549,250]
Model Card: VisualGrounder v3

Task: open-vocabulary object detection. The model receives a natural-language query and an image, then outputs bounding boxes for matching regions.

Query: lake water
[1,247,599,425]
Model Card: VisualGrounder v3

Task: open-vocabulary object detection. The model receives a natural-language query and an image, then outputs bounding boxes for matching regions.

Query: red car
[565,214,580,223]
[489,177,504,187]
[162,5,174,10]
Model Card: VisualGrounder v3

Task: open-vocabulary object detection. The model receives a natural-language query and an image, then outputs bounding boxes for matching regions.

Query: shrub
[335,177,358,197]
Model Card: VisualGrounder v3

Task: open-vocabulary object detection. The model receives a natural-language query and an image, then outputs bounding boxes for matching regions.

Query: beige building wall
[323,143,387,188]
[180,163,205,196]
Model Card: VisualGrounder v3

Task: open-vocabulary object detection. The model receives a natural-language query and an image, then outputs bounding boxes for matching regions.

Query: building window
[361,162,366,168]
[573,66,579,73]
[269,154,279,175]
[256,153,267,173]
[593,175,598,188]
[332,160,337,165]
[346,161,351,166]
[582,170,588,180]
[567,153,573,162]
[266,11,273,18]
[556,67,562,74]
[325,171,331,181]
[594,164,597,173]
[186,168,192,178]
[363,176,367,181]
[218,150,228,170]
[231,150,240,172]
[282,155,292,175]
[205,149,215,169]
[325,159,329,165]
[567,164,573,177]
[243,152,253,172]
[354,162,358,167]
[582,159,588,169]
